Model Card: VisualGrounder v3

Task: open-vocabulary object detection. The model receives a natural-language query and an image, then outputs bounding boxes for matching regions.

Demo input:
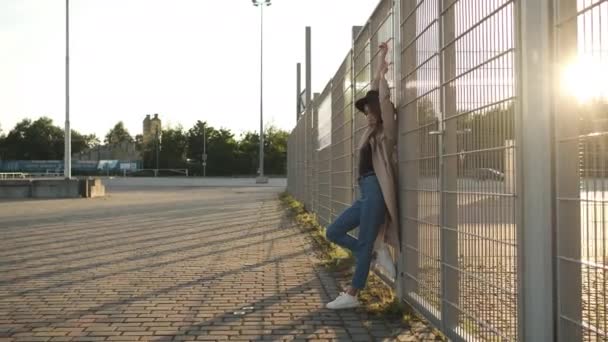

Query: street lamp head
[251,0,271,6]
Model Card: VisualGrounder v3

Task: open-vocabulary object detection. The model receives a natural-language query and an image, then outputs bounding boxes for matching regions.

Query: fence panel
[291,122,297,199]
[555,0,608,340]
[442,0,518,340]
[287,132,294,195]
[312,94,319,215]
[370,0,396,97]
[296,114,306,203]
[399,0,518,339]
[399,0,443,328]
[305,106,313,210]
[285,0,608,340]
[331,54,354,222]
[317,87,333,227]
[353,24,372,198]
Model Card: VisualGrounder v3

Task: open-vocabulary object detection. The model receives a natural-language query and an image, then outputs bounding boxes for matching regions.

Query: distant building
[143,114,162,145]
[74,141,140,161]
[73,114,162,163]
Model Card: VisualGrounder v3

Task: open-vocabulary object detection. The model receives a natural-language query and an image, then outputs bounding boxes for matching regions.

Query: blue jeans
[326,174,386,289]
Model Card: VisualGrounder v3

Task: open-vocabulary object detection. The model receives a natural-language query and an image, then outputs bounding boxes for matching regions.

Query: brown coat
[358,76,400,252]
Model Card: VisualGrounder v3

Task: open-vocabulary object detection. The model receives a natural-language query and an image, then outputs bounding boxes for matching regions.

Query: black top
[359,141,374,176]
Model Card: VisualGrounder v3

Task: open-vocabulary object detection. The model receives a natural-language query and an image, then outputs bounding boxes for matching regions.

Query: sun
[561,56,608,103]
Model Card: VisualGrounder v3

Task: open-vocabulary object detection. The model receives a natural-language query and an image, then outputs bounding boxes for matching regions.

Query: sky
[0,0,379,139]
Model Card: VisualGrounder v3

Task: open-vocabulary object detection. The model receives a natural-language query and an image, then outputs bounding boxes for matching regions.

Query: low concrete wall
[0,178,106,199]
[0,180,32,198]
[31,179,80,198]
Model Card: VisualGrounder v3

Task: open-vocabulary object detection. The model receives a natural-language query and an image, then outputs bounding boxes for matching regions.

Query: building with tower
[143,114,162,145]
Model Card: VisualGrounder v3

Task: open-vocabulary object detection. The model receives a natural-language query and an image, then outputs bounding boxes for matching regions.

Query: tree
[186,120,211,162]
[135,134,144,151]
[84,134,101,148]
[235,126,290,176]
[72,131,100,154]
[186,121,239,176]
[159,125,188,168]
[263,126,289,175]
[105,121,133,145]
[2,118,62,159]
[0,117,91,160]
[0,123,5,161]
[0,116,289,176]
[235,131,259,175]
[206,127,237,176]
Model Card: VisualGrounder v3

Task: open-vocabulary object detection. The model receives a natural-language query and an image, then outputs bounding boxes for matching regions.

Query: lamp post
[202,122,207,177]
[252,0,270,184]
[155,129,159,177]
[64,0,71,179]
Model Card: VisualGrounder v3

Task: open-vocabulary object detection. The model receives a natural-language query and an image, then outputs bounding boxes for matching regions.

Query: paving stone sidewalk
[0,187,418,341]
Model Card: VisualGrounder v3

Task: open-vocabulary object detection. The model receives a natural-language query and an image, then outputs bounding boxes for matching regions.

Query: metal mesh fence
[445,1,518,339]
[331,55,354,222]
[556,0,608,341]
[286,0,606,340]
[305,107,313,210]
[317,87,333,227]
[312,96,319,215]
[353,23,372,197]
[400,0,443,324]
[287,131,295,195]
[400,1,518,339]
[297,113,306,202]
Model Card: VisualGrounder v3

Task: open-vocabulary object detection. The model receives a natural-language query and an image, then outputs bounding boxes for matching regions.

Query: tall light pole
[252,0,270,184]
[155,129,160,177]
[64,0,71,179]
[202,122,207,177]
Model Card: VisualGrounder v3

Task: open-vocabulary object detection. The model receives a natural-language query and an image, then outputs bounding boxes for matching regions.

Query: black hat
[355,90,380,114]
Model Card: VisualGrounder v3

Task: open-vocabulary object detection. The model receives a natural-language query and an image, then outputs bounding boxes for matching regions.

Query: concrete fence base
[80,178,106,198]
[0,178,105,199]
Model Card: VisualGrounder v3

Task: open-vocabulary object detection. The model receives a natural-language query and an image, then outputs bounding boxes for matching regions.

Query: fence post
[313,92,320,215]
[398,0,419,301]
[516,0,555,340]
[554,0,582,340]
[297,63,301,121]
[439,0,459,333]
[351,30,357,209]
[392,0,404,300]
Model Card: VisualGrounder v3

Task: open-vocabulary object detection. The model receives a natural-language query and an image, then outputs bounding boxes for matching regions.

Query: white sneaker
[326,292,360,310]
[375,246,396,280]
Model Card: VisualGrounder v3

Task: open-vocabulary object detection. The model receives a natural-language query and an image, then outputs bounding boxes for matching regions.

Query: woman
[325,42,400,310]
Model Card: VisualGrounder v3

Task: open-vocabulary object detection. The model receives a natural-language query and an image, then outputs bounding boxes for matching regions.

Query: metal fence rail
[286,0,607,340]
[0,173,29,179]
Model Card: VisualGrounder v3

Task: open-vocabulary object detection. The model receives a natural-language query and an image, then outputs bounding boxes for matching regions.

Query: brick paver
[0,186,407,341]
